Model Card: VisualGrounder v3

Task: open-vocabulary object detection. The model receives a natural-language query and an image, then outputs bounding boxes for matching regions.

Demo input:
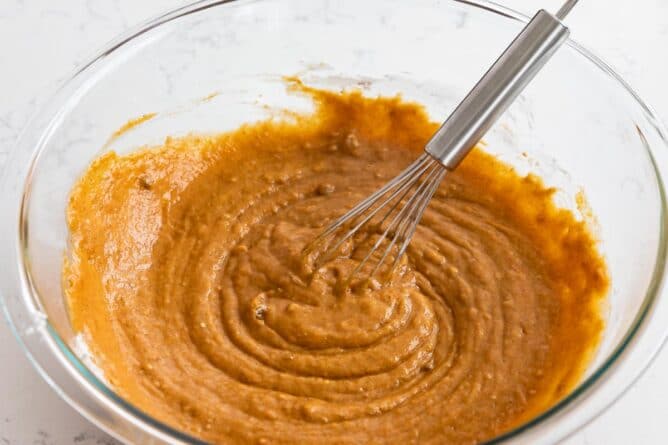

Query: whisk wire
[307,152,448,284]
[358,161,444,280]
[311,154,430,242]
[391,168,447,271]
[308,153,434,267]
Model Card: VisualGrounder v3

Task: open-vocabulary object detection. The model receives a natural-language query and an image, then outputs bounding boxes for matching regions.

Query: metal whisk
[307,0,578,283]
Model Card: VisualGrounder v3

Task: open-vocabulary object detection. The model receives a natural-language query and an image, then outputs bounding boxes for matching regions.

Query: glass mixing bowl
[2,0,668,443]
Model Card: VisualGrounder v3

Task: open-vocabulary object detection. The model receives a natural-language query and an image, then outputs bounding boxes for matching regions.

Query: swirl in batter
[64,84,608,444]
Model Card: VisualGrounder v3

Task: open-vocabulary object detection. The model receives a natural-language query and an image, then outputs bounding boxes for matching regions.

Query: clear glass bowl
[2,0,668,443]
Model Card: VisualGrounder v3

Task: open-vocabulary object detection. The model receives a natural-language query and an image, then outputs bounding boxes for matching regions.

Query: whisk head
[305,153,447,286]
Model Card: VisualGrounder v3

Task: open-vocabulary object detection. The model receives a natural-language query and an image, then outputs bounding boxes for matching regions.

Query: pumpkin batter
[64,83,609,444]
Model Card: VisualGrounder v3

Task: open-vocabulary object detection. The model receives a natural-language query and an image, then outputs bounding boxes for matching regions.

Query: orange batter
[63,83,608,444]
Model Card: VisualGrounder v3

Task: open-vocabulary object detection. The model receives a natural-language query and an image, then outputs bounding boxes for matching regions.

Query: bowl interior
[15,0,666,442]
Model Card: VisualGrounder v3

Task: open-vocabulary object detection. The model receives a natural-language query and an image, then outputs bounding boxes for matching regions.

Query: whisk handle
[425,9,570,169]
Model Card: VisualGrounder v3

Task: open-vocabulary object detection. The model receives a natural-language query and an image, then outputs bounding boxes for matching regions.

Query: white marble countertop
[1,0,667,443]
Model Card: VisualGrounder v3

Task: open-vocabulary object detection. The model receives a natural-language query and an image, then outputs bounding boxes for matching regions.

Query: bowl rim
[2,0,668,444]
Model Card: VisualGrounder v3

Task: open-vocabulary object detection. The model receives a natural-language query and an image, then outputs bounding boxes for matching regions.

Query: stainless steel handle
[425,9,570,169]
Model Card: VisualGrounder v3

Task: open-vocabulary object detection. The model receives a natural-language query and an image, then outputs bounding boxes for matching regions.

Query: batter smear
[64,83,609,444]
